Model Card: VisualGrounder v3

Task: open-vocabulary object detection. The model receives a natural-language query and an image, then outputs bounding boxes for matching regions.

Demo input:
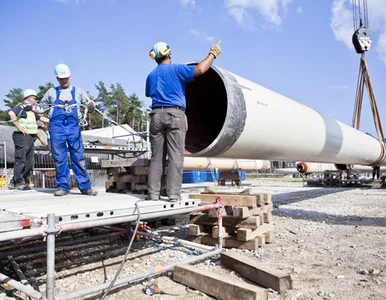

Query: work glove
[209,40,221,59]
[87,100,95,113]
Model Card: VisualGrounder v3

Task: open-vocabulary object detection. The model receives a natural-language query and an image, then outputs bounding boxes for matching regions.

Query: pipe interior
[185,66,227,154]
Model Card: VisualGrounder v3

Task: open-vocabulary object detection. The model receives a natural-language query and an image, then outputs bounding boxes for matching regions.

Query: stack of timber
[188,189,273,250]
[105,166,148,194]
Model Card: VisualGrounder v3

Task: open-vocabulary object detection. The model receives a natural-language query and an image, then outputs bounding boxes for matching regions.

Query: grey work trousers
[147,107,187,200]
[12,132,35,185]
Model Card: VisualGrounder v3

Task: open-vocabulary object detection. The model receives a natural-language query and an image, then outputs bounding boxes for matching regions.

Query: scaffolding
[0,189,223,299]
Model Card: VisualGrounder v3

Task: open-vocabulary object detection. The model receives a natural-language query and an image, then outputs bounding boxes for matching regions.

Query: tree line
[0,82,150,132]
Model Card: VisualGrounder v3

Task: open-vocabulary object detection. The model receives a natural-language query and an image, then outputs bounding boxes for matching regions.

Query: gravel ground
[1,178,385,300]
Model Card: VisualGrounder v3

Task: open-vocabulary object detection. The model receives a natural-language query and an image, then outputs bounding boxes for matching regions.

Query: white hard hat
[55,63,71,78]
[23,89,38,99]
[149,42,171,59]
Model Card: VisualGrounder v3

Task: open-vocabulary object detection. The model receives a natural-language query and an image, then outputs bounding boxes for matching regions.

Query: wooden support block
[191,235,260,250]
[221,251,292,294]
[207,207,227,218]
[263,193,272,205]
[174,264,268,300]
[263,212,272,224]
[190,213,261,230]
[189,224,204,236]
[265,231,274,243]
[258,234,265,247]
[236,223,273,242]
[212,226,230,239]
[189,194,258,207]
[232,206,250,219]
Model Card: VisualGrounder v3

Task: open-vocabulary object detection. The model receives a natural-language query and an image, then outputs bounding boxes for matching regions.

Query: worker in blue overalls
[41,64,97,196]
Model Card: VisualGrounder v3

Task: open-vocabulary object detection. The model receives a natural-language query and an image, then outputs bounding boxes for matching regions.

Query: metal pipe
[0,272,42,300]
[136,231,216,251]
[7,256,33,290]
[62,248,221,300]
[185,65,386,165]
[0,203,220,242]
[46,213,56,300]
[183,157,269,171]
[297,161,386,174]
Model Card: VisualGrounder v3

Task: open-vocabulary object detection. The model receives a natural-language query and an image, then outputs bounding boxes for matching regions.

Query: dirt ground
[1,178,385,300]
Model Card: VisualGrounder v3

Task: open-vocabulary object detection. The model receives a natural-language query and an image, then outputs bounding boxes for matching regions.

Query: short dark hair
[156,55,168,64]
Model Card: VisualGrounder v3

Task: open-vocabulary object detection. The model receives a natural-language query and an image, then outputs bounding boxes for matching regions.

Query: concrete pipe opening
[185,64,245,157]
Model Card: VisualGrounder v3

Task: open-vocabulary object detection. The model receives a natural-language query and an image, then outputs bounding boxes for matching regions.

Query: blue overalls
[49,87,91,193]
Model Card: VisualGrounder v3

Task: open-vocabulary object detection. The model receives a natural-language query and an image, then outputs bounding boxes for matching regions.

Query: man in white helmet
[145,41,221,201]
[8,89,49,190]
[41,64,97,196]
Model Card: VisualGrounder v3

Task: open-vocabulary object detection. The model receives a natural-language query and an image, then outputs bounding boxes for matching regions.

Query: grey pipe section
[46,214,56,300]
[0,272,42,300]
[62,248,221,300]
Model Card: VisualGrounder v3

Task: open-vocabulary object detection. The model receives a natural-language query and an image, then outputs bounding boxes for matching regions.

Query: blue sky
[1,0,386,135]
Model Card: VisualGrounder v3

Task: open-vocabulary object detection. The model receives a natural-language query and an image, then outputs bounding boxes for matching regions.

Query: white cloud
[179,0,195,8]
[331,0,386,64]
[224,0,293,27]
[296,6,303,14]
[189,29,215,43]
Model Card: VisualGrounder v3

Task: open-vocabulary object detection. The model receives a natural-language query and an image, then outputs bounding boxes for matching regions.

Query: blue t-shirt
[145,64,195,110]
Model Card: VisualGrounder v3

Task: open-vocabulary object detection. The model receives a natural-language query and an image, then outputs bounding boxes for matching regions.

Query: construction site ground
[1,177,385,300]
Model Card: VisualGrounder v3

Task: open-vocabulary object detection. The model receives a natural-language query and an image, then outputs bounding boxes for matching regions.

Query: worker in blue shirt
[145,41,221,201]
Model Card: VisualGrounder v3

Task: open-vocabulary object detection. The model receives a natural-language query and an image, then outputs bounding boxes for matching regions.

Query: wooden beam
[189,194,258,207]
[100,158,148,168]
[236,223,273,242]
[190,213,261,229]
[221,252,293,294]
[174,264,268,300]
[191,234,260,250]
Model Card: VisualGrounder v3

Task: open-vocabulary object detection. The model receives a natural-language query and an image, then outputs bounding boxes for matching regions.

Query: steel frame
[0,197,223,300]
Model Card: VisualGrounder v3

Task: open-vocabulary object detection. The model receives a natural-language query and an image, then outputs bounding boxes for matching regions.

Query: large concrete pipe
[297,161,386,174]
[183,157,269,171]
[185,65,386,166]
[0,125,17,165]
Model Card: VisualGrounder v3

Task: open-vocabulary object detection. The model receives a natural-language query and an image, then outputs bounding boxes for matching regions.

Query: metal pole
[0,272,42,300]
[62,248,221,300]
[46,213,56,300]
[217,196,223,250]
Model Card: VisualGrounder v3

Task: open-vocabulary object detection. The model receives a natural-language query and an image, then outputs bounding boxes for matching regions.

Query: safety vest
[15,110,38,134]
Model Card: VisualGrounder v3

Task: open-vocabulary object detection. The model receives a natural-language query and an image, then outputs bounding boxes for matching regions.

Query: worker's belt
[152,106,185,112]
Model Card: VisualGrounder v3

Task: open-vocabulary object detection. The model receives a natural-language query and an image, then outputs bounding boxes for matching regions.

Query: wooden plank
[189,194,258,207]
[191,234,260,250]
[221,251,293,294]
[190,213,261,229]
[173,264,268,300]
[100,158,149,168]
[233,203,273,222]
[236,223,273,242]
